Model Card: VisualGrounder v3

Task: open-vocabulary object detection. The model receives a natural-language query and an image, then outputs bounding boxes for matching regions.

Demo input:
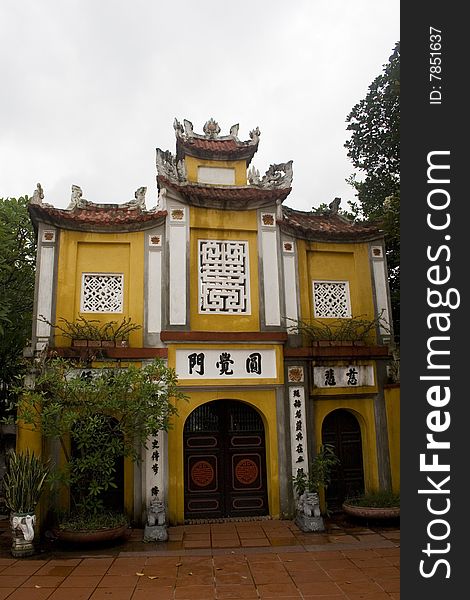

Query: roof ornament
[30,183,44,205]
[329,197,341,214]
[203,118,221,139]
[67,184,86,210]
[258,160,293,189]
[249,127,261,145]
[229,123,239,139]
[183,119,194,137]
[173,118,184,137]
[247,165,260,185]
[134,186,147,209]
[156,148,187,183]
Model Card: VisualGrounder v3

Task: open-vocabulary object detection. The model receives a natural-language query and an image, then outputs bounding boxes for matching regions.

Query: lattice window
[81,273,124,313]
[199,240,250,313]
[312,280,351,318]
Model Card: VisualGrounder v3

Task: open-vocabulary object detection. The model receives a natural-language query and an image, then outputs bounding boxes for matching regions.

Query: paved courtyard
[0,518,400,599]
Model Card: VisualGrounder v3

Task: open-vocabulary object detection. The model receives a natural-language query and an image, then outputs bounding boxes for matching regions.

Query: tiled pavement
[0,518,400,599]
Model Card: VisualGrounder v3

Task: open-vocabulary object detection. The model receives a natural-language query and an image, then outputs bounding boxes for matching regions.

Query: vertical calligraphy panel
[288,386,308,478]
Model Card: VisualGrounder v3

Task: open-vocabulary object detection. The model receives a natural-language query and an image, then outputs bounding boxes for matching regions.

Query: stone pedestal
[295,512,325,532]
[143,524,168,542]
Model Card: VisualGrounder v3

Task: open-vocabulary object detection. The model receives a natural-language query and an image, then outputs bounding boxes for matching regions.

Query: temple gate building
[23,118,399,525]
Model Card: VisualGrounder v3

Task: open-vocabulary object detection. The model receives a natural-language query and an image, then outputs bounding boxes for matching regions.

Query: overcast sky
[0,0,399,213]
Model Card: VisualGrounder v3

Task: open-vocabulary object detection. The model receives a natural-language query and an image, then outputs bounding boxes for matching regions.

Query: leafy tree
[0,197,36,404]
[14,357,187,521]
[345,42,400,340]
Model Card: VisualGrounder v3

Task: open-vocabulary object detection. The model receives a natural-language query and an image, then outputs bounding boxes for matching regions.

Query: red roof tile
[159,176,291,206]
[280,206,382,241]
[176,136,259,164]
[29,202,167,232]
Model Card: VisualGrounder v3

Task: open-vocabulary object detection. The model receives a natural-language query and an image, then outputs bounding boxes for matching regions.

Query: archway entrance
[322,409,365,511]
[184,400,268,520]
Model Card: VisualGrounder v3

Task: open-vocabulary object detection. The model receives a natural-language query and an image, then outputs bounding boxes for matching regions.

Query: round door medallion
[191,460,215,487]
[235,458,259,485]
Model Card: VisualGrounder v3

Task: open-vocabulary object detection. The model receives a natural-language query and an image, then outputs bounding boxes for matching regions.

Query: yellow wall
[314,399,380,493]
[167,389,281,524]
[385,385,400,493]
[185,156,247,185]
[16,420,42,457]
[54,231,144,347]
[190,209,260,331]
[297,240,376,343]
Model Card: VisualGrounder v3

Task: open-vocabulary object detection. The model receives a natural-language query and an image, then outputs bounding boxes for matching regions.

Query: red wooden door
[184,400,268,520]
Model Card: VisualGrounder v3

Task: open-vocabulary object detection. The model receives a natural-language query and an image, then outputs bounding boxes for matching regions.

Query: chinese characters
[188,352,263,377]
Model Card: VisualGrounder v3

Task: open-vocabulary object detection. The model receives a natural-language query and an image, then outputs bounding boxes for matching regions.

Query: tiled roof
[28,202,167,232]
[159,176,291,206]
[280,206,383,241]
[176,137,259,164]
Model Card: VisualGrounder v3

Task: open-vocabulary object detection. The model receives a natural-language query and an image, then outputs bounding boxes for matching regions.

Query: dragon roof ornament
[173,117,259,144]
[248,160,293,190]
[156,148,187,183]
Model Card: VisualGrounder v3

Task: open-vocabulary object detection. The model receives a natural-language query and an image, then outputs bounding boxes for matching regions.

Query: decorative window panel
[81,273,124,313]
[312,280,351,318]
[199,240,250,313]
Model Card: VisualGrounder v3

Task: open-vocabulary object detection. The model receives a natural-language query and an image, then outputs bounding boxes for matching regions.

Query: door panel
[184,400,268,519]
[322,409,365,511]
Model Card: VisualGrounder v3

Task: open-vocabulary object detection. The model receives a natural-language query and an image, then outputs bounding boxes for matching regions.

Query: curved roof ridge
[280,204,383,242]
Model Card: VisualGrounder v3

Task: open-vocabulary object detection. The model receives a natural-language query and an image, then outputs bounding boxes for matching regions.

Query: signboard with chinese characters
[289,386,308,477]
[175,348,277,380]
[313,365,375,388]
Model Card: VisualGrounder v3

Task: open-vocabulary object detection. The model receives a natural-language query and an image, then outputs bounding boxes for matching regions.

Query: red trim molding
[284,345,391,359]
[160,331,288,343]
[51,347,168,359]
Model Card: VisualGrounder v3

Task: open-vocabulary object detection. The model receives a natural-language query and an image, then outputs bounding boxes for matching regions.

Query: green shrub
[57,511,128,531]
[3,450,50,513]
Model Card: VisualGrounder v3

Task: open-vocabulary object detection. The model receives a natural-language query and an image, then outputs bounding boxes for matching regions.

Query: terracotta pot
[53,524,130,545]
[342,502,400,519]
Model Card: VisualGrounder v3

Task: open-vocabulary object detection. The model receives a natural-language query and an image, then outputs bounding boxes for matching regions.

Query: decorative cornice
[279,206,383,242]
[28,198,167,233]
[284,345,391,359]
[160,331,288,343]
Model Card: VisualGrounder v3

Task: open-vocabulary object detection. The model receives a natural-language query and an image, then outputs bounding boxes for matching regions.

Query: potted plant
[292,444,340,532]
[286,310,390,346]
[3,449,50,557]
[342,490,400,520]
[39,315,142,348]
[13,357,187,544]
